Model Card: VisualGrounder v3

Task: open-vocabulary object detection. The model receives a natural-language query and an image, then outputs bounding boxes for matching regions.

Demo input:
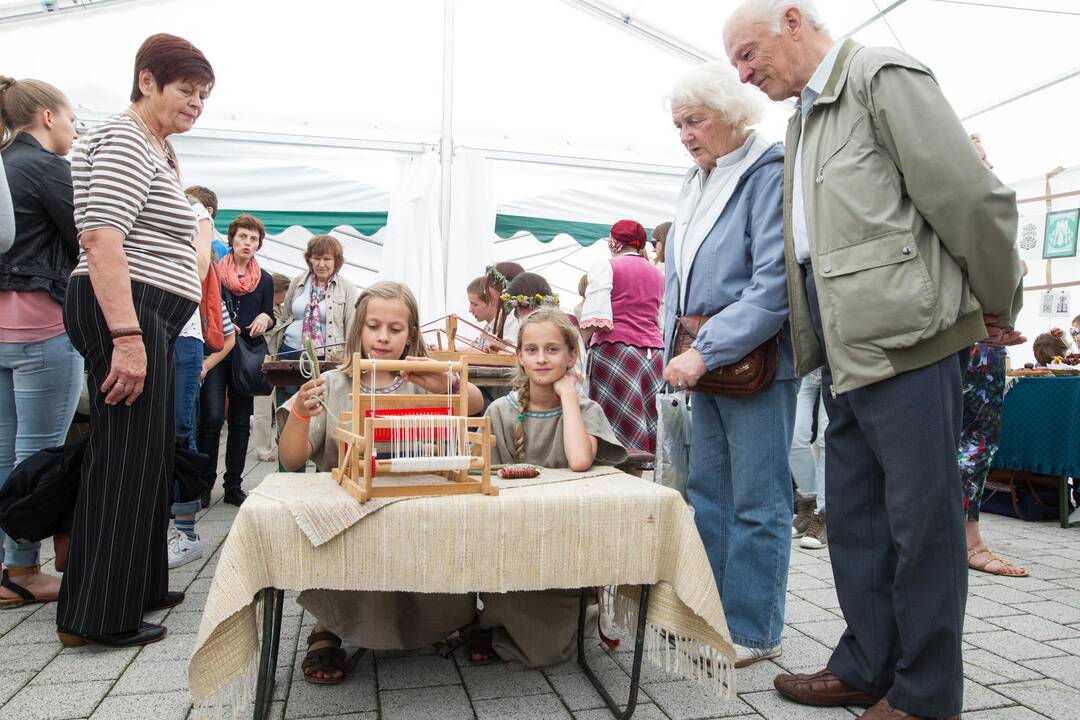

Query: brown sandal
[301,630,365,685]
[968,546,1028,577]
[0,566,56,607]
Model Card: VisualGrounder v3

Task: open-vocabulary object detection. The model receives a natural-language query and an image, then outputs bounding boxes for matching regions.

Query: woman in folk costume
[580,219,665,453]
[661,61,796,667]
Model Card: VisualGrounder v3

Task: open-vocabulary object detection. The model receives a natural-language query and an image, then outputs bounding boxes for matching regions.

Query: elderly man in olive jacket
[724,2,1024,720]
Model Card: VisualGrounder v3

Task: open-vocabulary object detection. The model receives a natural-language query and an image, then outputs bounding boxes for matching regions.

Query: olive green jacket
[785,40,1023,394]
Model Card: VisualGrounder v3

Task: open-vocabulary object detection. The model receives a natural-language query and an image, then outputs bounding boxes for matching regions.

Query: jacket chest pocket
[818,231,936,348]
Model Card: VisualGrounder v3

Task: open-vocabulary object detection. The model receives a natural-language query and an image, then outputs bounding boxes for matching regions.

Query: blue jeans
[0,334,84,567]
[687,378,797,649]
[172,336,204,516]
[789,373,828,511]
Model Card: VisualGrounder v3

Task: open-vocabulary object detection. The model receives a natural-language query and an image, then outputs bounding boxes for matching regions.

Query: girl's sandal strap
[306,630,342,647]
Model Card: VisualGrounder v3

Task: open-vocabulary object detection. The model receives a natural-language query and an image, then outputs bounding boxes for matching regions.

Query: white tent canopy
[3,0,1078,356]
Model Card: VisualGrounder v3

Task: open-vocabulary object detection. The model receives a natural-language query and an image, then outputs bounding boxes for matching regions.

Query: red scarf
[217,253,261,295]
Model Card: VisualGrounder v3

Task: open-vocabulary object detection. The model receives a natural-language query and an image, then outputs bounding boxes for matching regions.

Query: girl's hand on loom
[399,356,452,394]
[297,377,327,418]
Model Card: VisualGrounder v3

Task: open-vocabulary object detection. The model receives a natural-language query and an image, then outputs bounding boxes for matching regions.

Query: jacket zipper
[815,114,866,183]
[801,106,842,398]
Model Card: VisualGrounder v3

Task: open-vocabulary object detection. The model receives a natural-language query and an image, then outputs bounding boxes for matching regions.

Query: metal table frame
[249,584,652,720]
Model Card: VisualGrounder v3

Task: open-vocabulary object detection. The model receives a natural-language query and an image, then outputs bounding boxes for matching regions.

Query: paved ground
[2,450,1079,720]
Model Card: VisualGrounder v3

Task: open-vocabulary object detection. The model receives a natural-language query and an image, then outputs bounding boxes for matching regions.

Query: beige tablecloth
[188,470,734,718]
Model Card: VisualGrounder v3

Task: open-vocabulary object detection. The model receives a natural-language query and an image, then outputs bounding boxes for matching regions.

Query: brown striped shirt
[71,114,200,303]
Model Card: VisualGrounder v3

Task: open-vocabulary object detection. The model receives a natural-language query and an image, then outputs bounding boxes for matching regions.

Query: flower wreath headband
[486,265,510,292]
[501,292,561,310]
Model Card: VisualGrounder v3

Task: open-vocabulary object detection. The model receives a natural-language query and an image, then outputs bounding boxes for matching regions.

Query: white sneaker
[733,642,782,668]
[168,528,204,569]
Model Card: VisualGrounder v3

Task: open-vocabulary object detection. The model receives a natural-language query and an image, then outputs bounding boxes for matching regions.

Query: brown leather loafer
[859,697,959,719]
[774,668,884,707]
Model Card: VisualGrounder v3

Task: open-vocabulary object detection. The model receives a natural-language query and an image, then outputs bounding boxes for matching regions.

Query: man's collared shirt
[792,41,843,265]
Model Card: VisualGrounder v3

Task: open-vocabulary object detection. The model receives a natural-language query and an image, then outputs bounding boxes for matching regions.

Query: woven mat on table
[190,470,734,718]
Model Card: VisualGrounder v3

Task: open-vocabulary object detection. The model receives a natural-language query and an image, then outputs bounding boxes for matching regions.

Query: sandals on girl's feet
[968,546,1028,577]
[301,630,366,685]
[464,628,497,666]
[0,567,57,607]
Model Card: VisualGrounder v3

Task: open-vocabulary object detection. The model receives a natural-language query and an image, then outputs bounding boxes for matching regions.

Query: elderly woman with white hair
[661,61,796,668]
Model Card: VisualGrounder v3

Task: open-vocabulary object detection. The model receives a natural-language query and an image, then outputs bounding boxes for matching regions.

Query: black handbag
[222,287,273,396]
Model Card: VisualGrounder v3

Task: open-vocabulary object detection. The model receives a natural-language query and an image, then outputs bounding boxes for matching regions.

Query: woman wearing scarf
[661,62,796,668]
[196,213,274,507]
[580,220,665,452]
[278,235,358,364]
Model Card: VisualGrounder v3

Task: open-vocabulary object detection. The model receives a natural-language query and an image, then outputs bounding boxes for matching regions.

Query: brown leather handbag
[673,315,779,397]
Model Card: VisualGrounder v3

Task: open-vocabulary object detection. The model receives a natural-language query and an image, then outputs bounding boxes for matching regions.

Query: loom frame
[331,355,497,503]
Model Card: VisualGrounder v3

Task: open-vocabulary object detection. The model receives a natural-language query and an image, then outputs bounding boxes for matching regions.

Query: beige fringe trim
[190,647,258,720]
[606,586,736,699]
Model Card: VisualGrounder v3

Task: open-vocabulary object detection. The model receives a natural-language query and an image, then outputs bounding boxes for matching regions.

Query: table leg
[252,588,285,720]
[1061,476,1070,529]
[577,585,651,720]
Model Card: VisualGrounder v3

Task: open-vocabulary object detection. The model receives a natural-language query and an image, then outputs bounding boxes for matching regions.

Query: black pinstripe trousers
[58,276,196,635]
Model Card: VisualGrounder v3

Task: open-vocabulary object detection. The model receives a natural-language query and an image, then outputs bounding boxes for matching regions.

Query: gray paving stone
[0,679,111,720]
[281,715,375,720]
[1020,653,1080,684]
[163,610,206,635]
[789,619,845,648]
[135,631,198,662]
[0,608,35,636]
[740,689,855,719]
[986,613,1080,641]
[610,646,693,686]
[90,691,191,720]
[728,660,788,694]
[110,658,191,695]
[964,617,1002,634]
[0,642,60,673]
[967,584,1046,606]
[1010,600,1080,625]
[376,653,460,690]
[474,693,571,720]
[642,680,754,720]
[993,678,1080,720]
[785,573,830,591]
[1037,588,1080,609]
[32,646,138,684]
[964,630,1067,661]
[574,703,669,720]
[963,649,1044,685]
[782,599,836,625]
[1048,637,1080,656]
[0,619,58,645]
[792,587,840,609]
[963,678,1015,713]
[954,709,1045,720]
[548,666,633,711]
[964,596,1027,619]
[379,684,473,720]
[770,634,833,673]
[459,662,552,700]
[0,672,31,706]
[284,657,377,718]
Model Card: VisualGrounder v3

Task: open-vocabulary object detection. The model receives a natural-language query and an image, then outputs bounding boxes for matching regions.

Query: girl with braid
[468,307,626,668]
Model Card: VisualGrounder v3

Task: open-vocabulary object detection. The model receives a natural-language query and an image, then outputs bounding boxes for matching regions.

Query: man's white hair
[668,61,763,129]
[728,0,828,35]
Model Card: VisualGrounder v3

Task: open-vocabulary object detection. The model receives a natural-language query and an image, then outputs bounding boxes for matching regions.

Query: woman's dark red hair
[130,33,215,102]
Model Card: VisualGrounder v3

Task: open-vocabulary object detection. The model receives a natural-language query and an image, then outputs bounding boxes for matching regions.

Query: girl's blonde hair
[339,281,428,375]
[0,76,68,150]
[510,307,582,462]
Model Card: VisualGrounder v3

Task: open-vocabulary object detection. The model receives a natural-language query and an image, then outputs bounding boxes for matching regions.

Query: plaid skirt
[588,341,664,453]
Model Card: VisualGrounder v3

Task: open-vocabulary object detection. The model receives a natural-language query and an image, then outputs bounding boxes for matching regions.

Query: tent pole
[440,0,456,302]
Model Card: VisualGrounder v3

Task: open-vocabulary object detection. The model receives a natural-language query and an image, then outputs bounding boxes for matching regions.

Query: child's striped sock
[175,517,197,541]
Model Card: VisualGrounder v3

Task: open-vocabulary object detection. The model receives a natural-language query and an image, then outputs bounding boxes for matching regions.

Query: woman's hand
[103,335,147,406]
[553,373,578,399]
[664,348,706,389]
[199,360,210,382]
[296,377,327,418]
[248,312,272,338]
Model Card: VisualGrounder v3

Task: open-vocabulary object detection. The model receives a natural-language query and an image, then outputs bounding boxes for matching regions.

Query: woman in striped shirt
[57,34,215,649]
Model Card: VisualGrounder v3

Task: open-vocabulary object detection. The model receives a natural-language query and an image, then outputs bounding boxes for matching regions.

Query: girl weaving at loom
[277,281,484,684]
[466,307,627,668]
